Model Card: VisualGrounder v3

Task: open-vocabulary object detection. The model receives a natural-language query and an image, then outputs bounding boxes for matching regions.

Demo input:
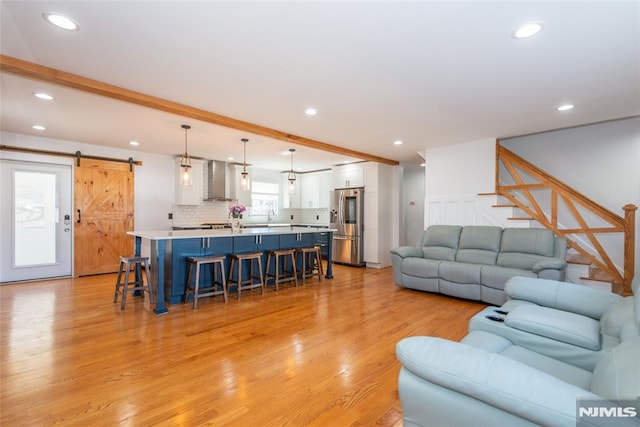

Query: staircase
[479,144,637,295]
[480,192,619,292]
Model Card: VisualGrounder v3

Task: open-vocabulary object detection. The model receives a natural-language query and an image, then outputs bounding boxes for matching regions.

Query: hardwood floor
[0,264,487,426]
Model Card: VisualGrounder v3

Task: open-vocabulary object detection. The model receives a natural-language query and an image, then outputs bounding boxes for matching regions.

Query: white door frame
[0,152,74,283]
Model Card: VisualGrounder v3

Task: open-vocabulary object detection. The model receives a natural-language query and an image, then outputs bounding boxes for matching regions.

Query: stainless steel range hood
[205,160,233,201]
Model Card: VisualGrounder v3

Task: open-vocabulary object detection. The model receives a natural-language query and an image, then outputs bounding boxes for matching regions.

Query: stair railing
[496,143,637,295]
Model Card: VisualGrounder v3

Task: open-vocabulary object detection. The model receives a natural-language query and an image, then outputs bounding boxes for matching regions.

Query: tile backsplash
[172,202,330,226]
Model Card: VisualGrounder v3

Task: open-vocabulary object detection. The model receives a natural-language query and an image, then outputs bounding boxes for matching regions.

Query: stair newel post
[622,204,637,295]
[495,141,501,192]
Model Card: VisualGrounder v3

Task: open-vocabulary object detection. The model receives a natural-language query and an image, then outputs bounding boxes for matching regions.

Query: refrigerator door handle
[338,191,344,226]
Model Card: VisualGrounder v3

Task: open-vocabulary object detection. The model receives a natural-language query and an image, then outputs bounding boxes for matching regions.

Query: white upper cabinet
[300,173,319,208]
[318,170,332,208]
[282,170,331,209]
[175,158,204,205]
[332,163,364,189]
[299,171,332,209]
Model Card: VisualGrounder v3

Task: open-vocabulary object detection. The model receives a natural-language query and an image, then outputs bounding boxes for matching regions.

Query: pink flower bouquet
[228,204,246,219]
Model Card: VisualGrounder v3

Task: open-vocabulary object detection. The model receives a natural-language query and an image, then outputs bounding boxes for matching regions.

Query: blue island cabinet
[272,232,318,279]
[230,234,279,292]
[130,227,334,314]
[169,236,232,304]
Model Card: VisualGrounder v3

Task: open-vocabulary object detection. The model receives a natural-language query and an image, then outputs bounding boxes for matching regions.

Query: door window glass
[14,171,57,266]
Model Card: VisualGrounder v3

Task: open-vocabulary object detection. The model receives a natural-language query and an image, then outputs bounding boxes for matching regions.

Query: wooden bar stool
[295,246,324,285]
[228,252,265,299]
[113,255,154,310]
[184,255,228,309]
[264,249,298,291]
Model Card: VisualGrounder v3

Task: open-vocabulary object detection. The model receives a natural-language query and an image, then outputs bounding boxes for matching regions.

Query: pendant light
[180,124,192,186]
[240,138,250,191]
[287,148,296,193]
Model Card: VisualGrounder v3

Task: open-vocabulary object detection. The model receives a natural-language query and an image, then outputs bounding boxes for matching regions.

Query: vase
[230,217,241,233]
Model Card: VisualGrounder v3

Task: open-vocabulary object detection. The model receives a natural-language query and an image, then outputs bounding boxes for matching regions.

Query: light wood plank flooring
[0,264,487,426]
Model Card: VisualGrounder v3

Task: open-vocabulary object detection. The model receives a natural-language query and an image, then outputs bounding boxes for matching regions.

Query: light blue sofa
[396,276,640,427]
[391,225,568,305]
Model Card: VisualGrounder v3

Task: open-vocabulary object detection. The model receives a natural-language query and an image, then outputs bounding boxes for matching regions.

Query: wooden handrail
[495,143,636,294]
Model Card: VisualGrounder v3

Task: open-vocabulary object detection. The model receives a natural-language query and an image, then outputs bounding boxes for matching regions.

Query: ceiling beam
[0,54,399,166]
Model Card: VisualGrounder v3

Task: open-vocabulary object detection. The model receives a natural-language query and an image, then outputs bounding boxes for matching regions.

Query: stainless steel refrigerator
[330,188,365,266]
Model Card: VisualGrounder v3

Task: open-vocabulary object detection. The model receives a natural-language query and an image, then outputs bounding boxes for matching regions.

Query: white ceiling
[1,1,639,172]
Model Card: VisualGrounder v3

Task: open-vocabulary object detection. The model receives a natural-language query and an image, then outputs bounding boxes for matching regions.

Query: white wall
[1,132,175,231]
[501,117,640,216]
[424,138,496,226]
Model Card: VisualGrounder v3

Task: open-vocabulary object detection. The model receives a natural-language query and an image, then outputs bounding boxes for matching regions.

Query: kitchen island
[127,227,334,315]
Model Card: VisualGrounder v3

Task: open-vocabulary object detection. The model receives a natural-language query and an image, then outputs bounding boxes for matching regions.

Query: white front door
[0,159,73,282]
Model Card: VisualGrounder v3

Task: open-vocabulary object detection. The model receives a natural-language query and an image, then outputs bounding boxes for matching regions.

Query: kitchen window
[249,181,279,216]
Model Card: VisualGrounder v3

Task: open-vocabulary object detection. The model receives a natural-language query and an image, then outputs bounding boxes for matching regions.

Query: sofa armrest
[390,246,423,259]
[505,305,601,350]
[396,336,598,426]
[505,277,622,320]
[532,257,567,273]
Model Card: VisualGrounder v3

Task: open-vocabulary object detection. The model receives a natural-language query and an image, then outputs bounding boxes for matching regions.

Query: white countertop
[128,226,334,240]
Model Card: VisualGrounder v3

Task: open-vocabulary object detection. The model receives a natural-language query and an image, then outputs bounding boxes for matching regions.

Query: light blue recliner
[396,276,640,427]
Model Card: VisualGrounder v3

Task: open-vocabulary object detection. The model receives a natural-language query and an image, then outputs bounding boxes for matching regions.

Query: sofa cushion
[455,226,502,265]
[420,225,462,261]
[505,305,601,351]
[439,261,481,284]
[402,257,441,278]
[498,228,557,269]
[480,266,536,290]
[462,330,513,352]
[498,252,553,271]
[589,338,640,402]
[462,330,593,390]
[501,346,593,390]
[500,228,555,257]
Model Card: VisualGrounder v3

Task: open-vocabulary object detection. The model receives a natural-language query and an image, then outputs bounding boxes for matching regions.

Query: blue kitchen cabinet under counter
[127,227,335,313]
[169,236,232,304]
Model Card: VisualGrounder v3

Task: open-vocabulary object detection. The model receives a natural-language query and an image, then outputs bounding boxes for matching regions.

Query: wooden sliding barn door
[74,159,134,276]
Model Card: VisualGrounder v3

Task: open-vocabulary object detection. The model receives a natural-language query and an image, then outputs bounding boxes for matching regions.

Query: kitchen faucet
[267,209,275,222]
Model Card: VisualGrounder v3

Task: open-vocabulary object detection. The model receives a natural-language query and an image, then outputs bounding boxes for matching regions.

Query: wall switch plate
[168,213,173,219]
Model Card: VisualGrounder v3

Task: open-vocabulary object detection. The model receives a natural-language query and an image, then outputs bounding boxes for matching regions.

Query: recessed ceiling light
[305,108,318,116]
[228,156,234,161]
[394,140,403,145]
[513,23,542,39]
[420,163,426,167]
[32,125,46,131]
[129,141,139,146]
[43,12,79,31]
[343,160,351,164]
[557,104,575,111]
[34,92,54,101]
